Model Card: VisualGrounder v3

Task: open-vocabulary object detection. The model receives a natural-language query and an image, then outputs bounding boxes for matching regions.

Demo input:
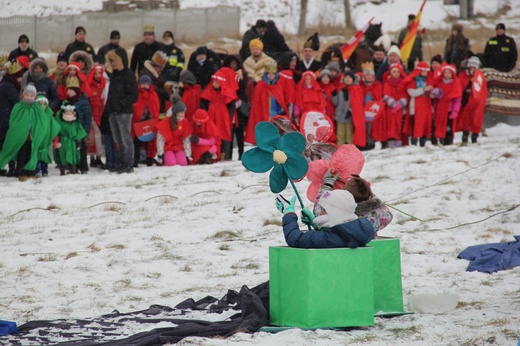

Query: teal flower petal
[279,131,307,154]
[285,153,309,180]
[241,147,274,173]
[255,122,280,152]
[269,164,288,193]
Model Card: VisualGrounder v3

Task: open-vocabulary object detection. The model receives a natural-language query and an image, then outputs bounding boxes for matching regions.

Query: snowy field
[1,123,519,345]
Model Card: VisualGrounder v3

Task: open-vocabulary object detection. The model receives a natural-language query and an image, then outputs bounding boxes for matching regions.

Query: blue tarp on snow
[457,235,520,273]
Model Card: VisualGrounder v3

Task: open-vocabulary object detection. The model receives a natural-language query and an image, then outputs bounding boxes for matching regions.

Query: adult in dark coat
[483,23,517,72]
[22,58,60,111]
[64,26,97,63]
[296,33,322,73]
[0,61,26,175]
[160,30,185,82]
[97,30,128,65]
[239,20,267,62]
[130,25,164,76]
[8,34,38,62]
[105,48,139,173]
[262,20,291,62]
[187,46,221,89]
[443,23,470,72]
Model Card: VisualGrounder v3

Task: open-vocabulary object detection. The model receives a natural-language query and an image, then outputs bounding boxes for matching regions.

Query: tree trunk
[344,0,352,28]
[299,0,308,36]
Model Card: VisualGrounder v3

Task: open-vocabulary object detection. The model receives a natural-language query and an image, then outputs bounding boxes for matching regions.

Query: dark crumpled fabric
[457,235,520,273]
[0,282,269,345]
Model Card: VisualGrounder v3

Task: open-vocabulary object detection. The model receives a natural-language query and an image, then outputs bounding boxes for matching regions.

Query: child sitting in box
[276,169,393,248]
[276,189,374,249]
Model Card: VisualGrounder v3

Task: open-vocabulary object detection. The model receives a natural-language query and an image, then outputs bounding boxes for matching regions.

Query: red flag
[400,0,427,62]
[340,17,374,63]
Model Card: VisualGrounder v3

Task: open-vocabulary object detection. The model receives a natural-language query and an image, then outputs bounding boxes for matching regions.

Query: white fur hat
[387,45,401,58]
[317,190,358,227]
[467,56,481,69]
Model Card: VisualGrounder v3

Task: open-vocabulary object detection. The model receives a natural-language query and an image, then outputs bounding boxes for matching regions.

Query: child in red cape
[294,70,326,126]
[454,56,488,144]
[430,64,462,145]
[190,109,221,164]
[401,61,434,147]
[156,99,192,166]
[200,67,238,161]
[382,63,408,147]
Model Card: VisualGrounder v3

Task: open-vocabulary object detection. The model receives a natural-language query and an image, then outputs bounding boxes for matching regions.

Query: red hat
[416,61,429,71]
[17,56,30,70]
[192,109,209,123]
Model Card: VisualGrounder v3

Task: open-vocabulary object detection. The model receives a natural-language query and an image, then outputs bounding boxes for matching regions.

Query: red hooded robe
[245,73,288,144]
[454,69,488,134]
[190,109,221,163]
[294,71,327,120]
[181,83,201,123]
[86,65,106,127]
[432,65,462,139]
[200,67,238,142]
[382,64,408,141]
[401,63,434,139]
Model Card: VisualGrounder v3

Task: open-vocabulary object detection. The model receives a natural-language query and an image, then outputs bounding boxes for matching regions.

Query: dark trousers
[16,141,35,176]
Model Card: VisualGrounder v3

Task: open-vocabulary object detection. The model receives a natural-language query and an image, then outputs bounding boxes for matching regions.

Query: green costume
[38,106,61,164]
[0,101,56,171]
[54,113,88,167]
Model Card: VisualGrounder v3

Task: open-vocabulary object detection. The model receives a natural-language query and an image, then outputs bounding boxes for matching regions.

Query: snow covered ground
[1,0,520,345]
[1,123,519,345]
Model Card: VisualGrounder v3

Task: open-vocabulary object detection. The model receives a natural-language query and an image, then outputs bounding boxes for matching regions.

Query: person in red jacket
[430,64,462,145]
[294,70,326,126]
[156,99,192,166]
[245,60,288,145]
[401,61,434,147]
[86,64,107,168]
[359,62,384,150]
[318,68,337,144]
[190,109,221,164]
[200,67,238,161]
[381,63,408,148]
[132,74,160,167]
[454,56,488,144]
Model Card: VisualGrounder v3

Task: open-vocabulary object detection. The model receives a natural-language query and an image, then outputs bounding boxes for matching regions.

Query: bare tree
[298,0,308,36]
[344,0,352,28]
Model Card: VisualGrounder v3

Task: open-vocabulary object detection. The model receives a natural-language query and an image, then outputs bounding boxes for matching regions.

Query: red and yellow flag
[341,17,374,63]
[400,0,427,62]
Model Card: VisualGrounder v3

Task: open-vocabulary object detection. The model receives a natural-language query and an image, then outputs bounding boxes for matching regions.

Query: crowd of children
[0,21,498,180]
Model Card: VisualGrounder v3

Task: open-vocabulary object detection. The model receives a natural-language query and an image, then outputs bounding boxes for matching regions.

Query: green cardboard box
[367,238,404,315]
[269,246,374,328]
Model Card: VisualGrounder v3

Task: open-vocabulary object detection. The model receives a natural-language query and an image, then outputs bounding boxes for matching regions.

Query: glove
[301,208,318,229]
[53,137,61,149]
[190,135,199,143]
[392,102,403,113]
[275,195,297,215]
[323,168,338,188]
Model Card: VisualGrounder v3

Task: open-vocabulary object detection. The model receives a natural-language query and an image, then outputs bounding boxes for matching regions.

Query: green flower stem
[282,164,312,232]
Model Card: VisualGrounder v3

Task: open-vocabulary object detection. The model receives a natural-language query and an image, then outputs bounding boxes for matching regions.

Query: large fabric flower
[306,144,365,202]
[242,121,308,193]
